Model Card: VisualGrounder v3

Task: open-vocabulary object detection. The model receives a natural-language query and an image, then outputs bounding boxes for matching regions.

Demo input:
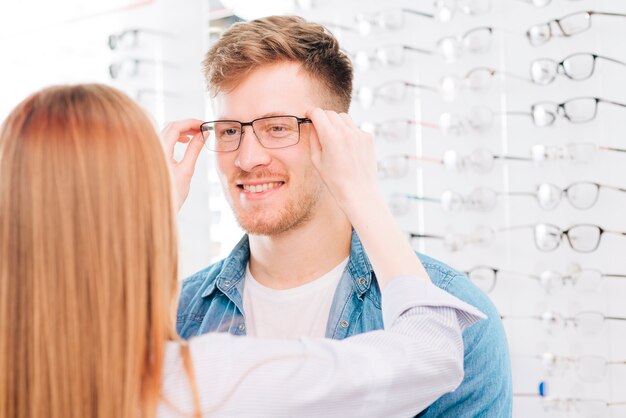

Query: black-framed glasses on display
[407,225,495,252]
[506,181,626,210]
[530,53,626,85]
[536,352,626,383]
[500,223,626,252]
[530,143,626,164]
[359,119,439,142]
[526,11,626,46]
[199,116,312,152]
[502,310,626,335]
[463,264,626,294]
[356,80,436,108]
[528,97,626,127]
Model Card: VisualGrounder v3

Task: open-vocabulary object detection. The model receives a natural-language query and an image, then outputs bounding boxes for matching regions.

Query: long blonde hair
[0,84,190,418]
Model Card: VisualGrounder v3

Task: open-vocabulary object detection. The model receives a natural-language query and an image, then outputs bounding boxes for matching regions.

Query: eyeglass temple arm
[603,229,626,237]
[406,155,444,165]
[595,54,626,68]
[404,194,441,203]
[495,155,534,162]
[590,11,626,19]
[597,145,626,153]
[599,183,626,193]
[500,191,538,198]
[603,273,626,279]
[405,82,438,92]
[402,8,435,19]
[408,232,444,240]
[403,45,434,55]
[598,98,626,109]
[604,316,626,321]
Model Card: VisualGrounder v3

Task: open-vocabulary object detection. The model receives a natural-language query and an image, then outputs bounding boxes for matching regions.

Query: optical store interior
[2,0,626,417]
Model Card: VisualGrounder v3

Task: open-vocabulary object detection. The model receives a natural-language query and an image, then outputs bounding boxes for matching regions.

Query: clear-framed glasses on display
[439,67,531,100]
[438,105,530,135]
[528,97,626,127]
[526,11,626,46]
[377,154,443,179]
[505,181,626,210]
[530,143,626,164]
[514,0,583,8]
[408,225,495,252]
[108,58,176,79]
[432,0,492,22]
[443,148,531,173]
[500,223,626,252]
[462,264,626,294]
[538,352,626,383]
[530,53,626,85]
[352,44,433,71]
[390,187,498,215]
[359,119,439,142]
[542,397,626,417]
[107,28,173,50]
[354,8,435,35]
[502,310,626,335]
[199,115,312,152]
[437,26,494,61]
[356,80,436,108]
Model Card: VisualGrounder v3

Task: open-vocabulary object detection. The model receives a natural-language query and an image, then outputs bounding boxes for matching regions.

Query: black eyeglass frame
[530,97,626,126]
[200,115,312,152]
[526,11,626,46]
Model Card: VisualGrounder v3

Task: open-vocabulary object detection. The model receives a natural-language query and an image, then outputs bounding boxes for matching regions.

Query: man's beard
[226,169,324,236]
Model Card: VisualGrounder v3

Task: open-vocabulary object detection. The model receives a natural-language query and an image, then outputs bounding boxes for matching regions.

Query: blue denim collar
[201,234,249,298]
[201,229,375,299]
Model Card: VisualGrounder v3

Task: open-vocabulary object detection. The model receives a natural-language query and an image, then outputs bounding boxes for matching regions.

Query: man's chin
[235,211,311,237]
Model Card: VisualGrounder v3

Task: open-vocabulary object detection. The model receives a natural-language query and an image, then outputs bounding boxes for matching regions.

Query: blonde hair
[203,15,353,111]
[0,84,198,418]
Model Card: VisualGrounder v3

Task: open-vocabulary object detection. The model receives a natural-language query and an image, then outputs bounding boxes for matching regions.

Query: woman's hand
[306,108,381,213]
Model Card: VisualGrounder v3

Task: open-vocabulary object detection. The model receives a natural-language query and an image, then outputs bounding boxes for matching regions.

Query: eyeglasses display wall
[300,0,626,416]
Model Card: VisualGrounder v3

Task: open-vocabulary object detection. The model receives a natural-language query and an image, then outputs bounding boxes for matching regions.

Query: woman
[0,84,482,418]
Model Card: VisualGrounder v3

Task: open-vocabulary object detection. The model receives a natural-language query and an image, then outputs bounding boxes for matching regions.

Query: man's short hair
[203,15,353,112]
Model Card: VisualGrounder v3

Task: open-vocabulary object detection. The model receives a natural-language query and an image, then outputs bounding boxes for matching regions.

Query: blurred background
[1,0,626,416]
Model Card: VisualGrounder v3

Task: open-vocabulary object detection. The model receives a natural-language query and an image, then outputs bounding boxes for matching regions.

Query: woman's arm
[160,277,484,417]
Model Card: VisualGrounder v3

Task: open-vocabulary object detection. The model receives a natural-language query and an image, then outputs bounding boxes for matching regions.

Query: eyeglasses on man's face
[526,11,626,46]
[200,115,312,152]
[530,53,626,85]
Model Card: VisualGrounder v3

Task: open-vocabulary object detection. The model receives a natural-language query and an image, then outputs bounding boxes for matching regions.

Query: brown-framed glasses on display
[526,11,626,46]
[200,116,312,152]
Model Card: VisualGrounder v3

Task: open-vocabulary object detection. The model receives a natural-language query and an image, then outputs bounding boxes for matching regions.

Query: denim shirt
[177,231,512,418]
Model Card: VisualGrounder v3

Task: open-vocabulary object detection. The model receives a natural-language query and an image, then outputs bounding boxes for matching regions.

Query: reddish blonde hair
[0,84,198,418]
[203,15,353,111]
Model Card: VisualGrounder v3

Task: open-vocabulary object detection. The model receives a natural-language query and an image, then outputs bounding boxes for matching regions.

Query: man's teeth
[242,182,281,193]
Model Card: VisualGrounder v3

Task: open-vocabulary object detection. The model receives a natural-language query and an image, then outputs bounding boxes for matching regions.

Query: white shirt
[242,258,348,338]
[158,276,486,418]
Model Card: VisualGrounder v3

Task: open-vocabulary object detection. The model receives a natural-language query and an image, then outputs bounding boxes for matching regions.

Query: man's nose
[235,126,272,172]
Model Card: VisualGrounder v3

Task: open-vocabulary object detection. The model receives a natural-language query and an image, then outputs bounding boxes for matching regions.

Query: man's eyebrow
[215,112,296,121]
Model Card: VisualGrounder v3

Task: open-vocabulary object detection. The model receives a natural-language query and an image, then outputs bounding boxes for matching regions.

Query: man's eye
[269,125,287,131]
[220,128,239,137]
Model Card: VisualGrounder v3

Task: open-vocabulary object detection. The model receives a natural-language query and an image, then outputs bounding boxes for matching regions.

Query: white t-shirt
[242,257,349,338]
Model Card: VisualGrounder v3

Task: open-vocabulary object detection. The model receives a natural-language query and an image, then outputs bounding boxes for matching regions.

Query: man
[173,15,512,417]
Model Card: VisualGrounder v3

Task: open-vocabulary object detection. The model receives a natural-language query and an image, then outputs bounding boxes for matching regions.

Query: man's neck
[248,204,352,290]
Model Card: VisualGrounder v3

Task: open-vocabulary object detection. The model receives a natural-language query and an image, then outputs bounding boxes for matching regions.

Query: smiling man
[175,15,512,417]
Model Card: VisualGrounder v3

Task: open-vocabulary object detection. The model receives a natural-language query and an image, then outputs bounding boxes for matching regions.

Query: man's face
[212,62,329,236]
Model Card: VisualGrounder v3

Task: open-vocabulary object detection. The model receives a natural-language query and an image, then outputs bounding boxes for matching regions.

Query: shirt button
[340,320,349,328]
[223,280,231,286]
[358,277,367,285]
[238,323,245,332]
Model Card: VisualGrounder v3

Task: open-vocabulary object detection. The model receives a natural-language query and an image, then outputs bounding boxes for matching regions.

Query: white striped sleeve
[159,276,485,418]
